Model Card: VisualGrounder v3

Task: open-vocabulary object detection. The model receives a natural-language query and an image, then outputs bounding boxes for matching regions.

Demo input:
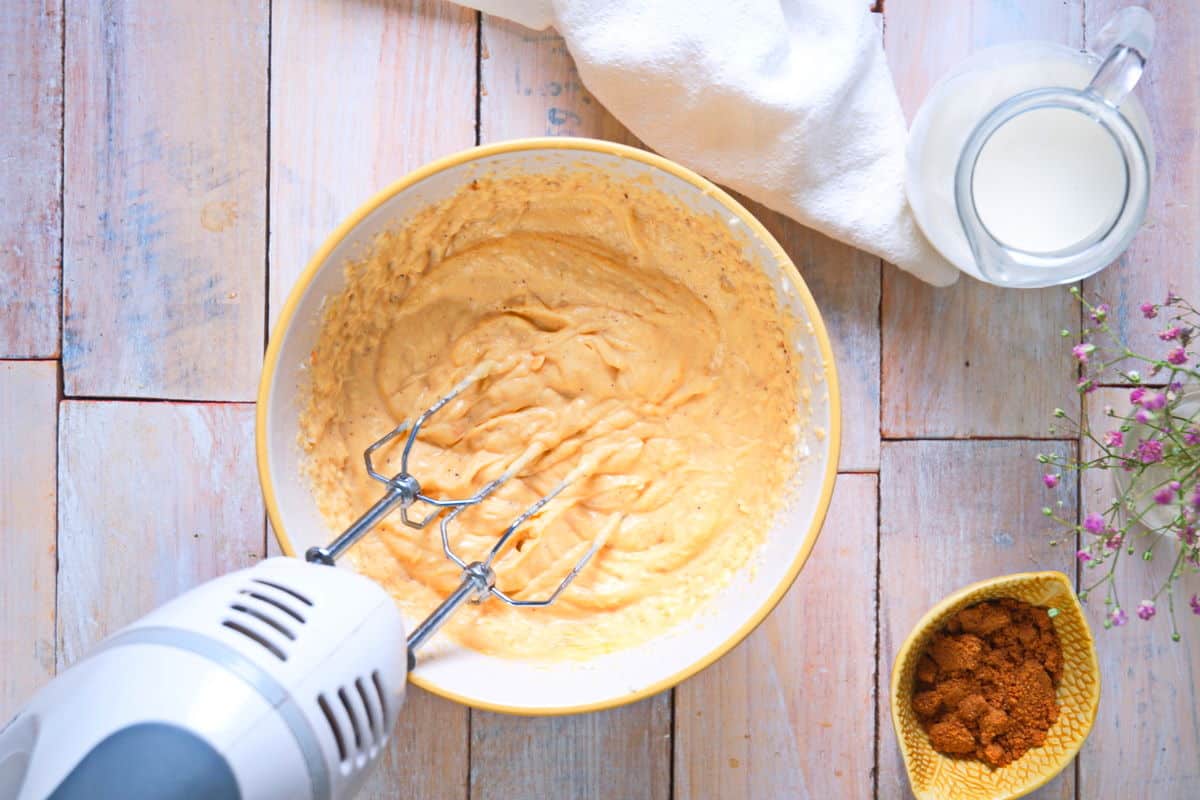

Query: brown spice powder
[911,598,1063,768]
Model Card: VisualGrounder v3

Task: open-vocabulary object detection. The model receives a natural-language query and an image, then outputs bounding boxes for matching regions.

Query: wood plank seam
[467,14,481,793]
[880,436,1076,442]
[57,0,66,362]
[668,688,677,800]
[1056,444,1087,800]
[56,395,254,406]
[263,0,274,355]
[871,469,882,800]
[474,10,483,147]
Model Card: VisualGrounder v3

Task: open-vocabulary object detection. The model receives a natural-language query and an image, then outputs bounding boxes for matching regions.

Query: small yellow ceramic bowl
[890,571,1100,800]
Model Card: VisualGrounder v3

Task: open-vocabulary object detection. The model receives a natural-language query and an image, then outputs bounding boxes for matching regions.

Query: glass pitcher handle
[1086,6,1155,108]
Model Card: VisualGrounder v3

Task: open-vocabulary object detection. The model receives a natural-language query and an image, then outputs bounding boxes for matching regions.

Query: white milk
[972,106,1127,253]
[906,42,1153,277]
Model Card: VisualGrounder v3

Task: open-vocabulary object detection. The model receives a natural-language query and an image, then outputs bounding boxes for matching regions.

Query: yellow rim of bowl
[255,137,843,715]
[888,570,1101,800]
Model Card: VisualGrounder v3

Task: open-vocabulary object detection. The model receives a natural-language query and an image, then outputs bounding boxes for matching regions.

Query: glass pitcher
[906,7,1155,288]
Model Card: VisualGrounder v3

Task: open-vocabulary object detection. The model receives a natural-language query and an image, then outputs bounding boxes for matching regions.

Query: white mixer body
[0,558,408,800]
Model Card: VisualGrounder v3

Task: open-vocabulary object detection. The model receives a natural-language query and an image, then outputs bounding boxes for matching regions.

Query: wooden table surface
[2,1,1197,798]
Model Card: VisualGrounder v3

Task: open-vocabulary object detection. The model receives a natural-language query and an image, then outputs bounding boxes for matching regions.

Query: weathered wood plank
[357,686,469,800]
[1077,388,1200,795]
[470,696,671,800]
[881,1,1082,437]
[1085,2,1199,358]
[268,0,478,326]
[269,4,477,797]
[0,2,62,358]
[674,475,877,799]
[57,401,263,664]
[746,204,881,471]
[473,18,674,799]
[63,0,268,400]
[878,440,1077,799]
[480,17,639,145]
[0,361,58,719]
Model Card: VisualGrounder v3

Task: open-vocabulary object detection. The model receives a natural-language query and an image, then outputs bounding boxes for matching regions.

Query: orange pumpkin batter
[300,170,804,659]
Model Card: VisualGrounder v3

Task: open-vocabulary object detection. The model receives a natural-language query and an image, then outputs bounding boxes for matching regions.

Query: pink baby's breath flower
[1136,439,1165,464]
[1049,292,1200,631]
[1158,326,1182,341]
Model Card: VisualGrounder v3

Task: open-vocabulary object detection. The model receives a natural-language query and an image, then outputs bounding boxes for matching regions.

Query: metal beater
[304,365,608,662]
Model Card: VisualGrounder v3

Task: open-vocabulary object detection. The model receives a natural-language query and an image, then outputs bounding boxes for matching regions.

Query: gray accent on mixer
[48,722,240,800]
[97,626,331,800]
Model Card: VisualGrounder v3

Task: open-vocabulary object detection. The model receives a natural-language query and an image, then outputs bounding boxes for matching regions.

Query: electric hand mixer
[0,369,607,800]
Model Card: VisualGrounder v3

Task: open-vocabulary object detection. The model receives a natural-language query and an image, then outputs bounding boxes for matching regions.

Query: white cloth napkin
[460,0,959,286]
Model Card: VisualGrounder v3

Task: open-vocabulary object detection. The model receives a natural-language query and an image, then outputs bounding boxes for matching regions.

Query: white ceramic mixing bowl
[257,138,840,714]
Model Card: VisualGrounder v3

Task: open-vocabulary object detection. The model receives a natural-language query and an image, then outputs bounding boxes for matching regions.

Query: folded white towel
[460,0,959,286]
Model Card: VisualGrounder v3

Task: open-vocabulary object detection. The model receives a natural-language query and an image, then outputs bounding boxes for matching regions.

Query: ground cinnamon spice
[911,598,1063,768]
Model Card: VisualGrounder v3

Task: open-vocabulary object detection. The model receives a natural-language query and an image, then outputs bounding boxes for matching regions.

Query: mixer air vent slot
[221,620,287,661]
[338,688,364,752]
[317,677,389,769]
[238,588,305,623]
[222,581,308,660]
[371,671,389,732]
[251,577,314,607]
[355,678,379,740]
[317,694,347,763]
[229,603,296,640]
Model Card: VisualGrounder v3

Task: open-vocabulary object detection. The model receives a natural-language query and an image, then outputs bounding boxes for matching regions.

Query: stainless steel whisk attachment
[304,364,499,567]
[305,363,608,661]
